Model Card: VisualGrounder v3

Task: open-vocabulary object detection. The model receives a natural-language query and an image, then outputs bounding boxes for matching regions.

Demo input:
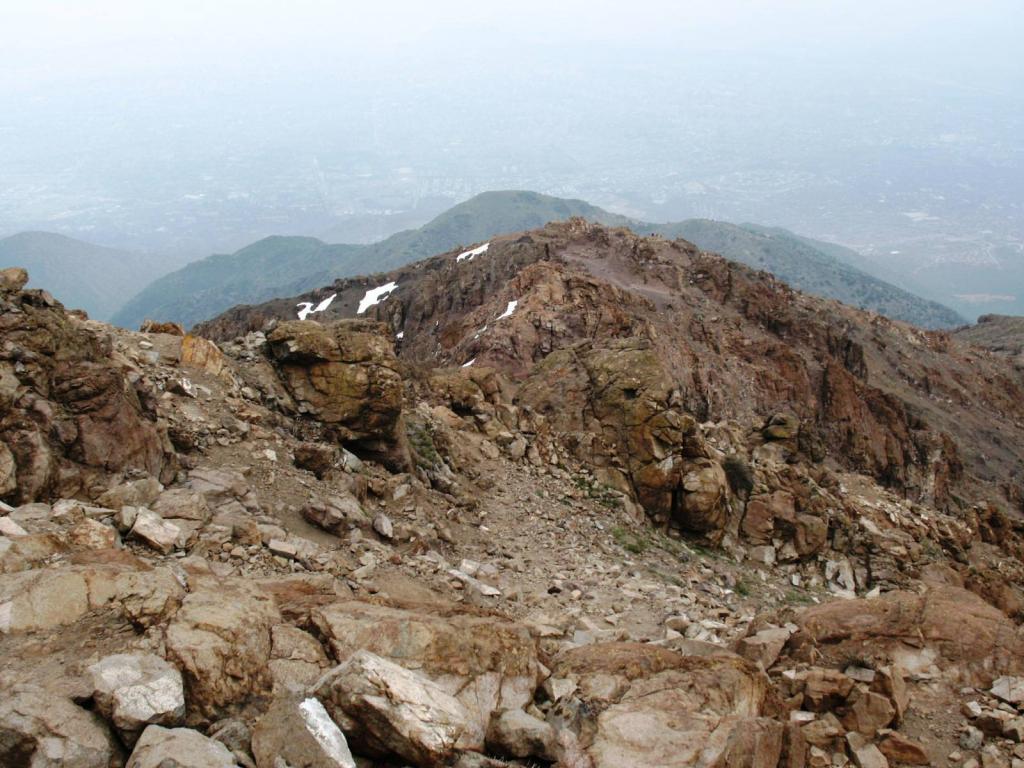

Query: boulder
[878,733,930,765]
[0,683,119,768]
[97,478,164,510]
[736,626,791,670]
[164,582,280,719]
[267,320,408,467]
[0,563,184,633]
[486,709,557,761]
[0,266,29,291]
[251,695,356,768]
[787,586,1024,685]
[69,518,120,550]
[840,689,894,737]
[764,412,800,440]
[846,732,889,768]
[314,650,469,767]
[129,509,181,555]
[180,335,229,379]
[126,725,237,768]
[302,492,365,534]
[311,600,538,750]
[991,676,1024,705]
[152,488,210,523]
[268,624,330,694]
[186,467,250,508]
[548,642,781,768]
[0,440,16,497]
[293,442,338,478]
[88,653,185,741]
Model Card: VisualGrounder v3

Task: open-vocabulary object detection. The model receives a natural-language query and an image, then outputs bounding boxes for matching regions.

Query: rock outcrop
[0,272,174,505]
[267,319,409,468]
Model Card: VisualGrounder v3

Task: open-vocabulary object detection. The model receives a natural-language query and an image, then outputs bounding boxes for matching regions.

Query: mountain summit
[112,191,964,331]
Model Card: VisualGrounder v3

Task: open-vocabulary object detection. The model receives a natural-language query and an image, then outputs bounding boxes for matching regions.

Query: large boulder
[88,653,185,743]
[314,650,470,767]
[311,600,538,750]
[0,683,119,768]
[548,642,782,768]
[126,725,237,768]
[164,582,280,720]
[251,695,356,768]
[0,562,184,634]
[0,276,173,504]
[516,338,718,527]
[267,319,408,467]
[787,585,1024,685]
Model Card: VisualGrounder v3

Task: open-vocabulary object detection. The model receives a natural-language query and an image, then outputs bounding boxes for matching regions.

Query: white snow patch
[456,242,490,263]
[496,300,518,320]
[299,698,356,767]
[396,331,404,340]
[357,282,398,314]
[296,293,336,320]
[462,358,476,368]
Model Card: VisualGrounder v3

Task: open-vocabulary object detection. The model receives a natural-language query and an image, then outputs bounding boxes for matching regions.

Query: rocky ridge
[2,231,1024,768]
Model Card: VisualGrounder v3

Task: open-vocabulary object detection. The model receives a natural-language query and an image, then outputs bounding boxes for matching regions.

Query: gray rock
[315,650,469,766]
[129,509,181,555]
[372,513,394,540]
[88,653,185,740]
[127,725,238,767]
[251,695,356,768]
[486,708,558,761]
[0,683,119,768]
[152,488,211,523]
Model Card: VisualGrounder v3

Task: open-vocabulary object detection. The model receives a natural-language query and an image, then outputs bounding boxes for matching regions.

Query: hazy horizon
[1,0,1022,318]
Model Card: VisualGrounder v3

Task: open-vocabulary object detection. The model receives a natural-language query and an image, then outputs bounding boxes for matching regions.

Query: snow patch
[296,293,336,321]
[462,358,476,368]
[395,331,404,340]
[357,282,398,314]
[456,242,490,263]
[496,300,518,320]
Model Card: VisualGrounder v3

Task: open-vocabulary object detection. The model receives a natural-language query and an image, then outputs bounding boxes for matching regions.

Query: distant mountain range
[7,192,966,331]
[0,232,176,322]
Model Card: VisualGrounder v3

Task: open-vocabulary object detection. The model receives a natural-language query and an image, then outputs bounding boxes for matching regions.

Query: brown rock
[164,582,280,719]
[878,733,930,765]
[788,586,1024,685]
[267,319,408,468]
[0,683,119,768]
[841,689,895,737]
[180,334,229,379]
[311,600,538,750]
[0,266,29,291]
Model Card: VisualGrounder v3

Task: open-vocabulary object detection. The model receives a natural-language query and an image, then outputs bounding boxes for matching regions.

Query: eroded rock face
[163,582,280,720]
[315,650,470,767]
[0,274,173,505]
[267,319,409,468]
[787,585,1024,685]
[548,642,781,768]
[0,683,119,768]
[0,562,184,634]
[311,600,538,751]
[517,338,722,527]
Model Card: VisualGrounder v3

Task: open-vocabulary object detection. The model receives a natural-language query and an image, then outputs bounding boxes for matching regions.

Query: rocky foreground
[2,221,1024,768]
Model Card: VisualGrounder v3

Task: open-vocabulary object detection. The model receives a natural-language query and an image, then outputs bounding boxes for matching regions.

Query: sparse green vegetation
[406,422,442,470]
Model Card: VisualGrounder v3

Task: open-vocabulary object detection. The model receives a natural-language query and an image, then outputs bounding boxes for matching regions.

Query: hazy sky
[3,1,1021,87]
